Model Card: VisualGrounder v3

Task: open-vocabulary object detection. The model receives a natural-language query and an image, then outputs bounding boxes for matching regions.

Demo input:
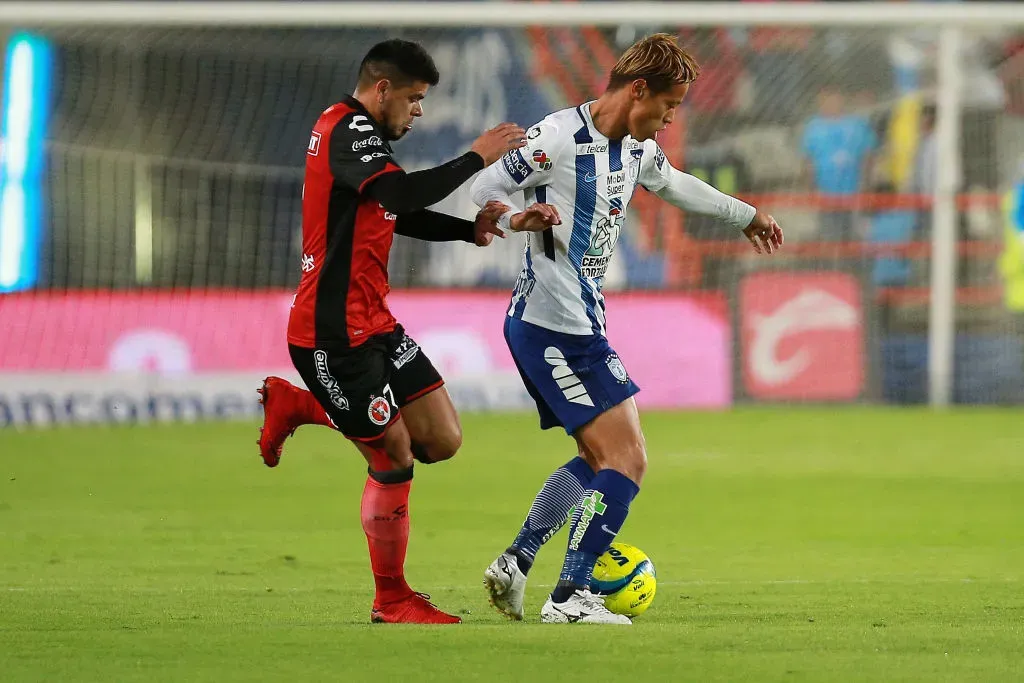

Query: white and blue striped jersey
[471,101,755,337]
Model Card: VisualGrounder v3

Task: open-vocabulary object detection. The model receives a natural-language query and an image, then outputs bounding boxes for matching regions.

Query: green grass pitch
[2,409,1022,682]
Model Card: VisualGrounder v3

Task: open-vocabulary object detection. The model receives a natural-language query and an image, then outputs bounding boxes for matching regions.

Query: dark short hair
[358,39,440,88]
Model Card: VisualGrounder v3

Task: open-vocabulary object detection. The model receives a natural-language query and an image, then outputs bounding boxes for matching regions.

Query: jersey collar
[579,101,605,141]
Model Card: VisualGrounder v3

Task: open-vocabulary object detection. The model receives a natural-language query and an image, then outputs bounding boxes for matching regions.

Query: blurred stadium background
[3,1,1024,427]
[2,4,1023,681]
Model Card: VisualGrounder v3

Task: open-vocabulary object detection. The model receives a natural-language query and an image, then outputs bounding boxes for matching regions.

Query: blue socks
[551,469,639,603]
[508,457,595,574]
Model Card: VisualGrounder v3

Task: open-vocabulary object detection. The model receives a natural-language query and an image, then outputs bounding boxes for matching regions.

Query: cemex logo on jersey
[582,208,624,278]
[740,272,864,401]
[502,149,533,184]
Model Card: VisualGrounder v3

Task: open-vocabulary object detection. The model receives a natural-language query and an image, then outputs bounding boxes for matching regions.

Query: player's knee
[428,424,463,462]
[387,450,415,470]
[408,422,462,464]
[634,431,649,482]
[381,441,415,470]
[628,444,648,485]
[606,438,647,485]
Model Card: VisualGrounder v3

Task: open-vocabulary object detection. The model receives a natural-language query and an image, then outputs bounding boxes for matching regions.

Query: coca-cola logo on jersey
[740,272,865,401]
[352,136,383,151]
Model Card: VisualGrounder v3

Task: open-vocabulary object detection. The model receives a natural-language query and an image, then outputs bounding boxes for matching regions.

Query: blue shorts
[504,317,640,435]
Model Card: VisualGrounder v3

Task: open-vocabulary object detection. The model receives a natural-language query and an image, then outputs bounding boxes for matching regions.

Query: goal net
[1,3,1023,426]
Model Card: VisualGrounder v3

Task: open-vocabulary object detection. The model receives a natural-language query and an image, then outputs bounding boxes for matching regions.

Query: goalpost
[1,1,1022,425]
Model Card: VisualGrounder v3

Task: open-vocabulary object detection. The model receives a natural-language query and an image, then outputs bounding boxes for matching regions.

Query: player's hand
[743,211,784,255]
[510,203,561,232]
[471,123,527,166]
[473,201,510,247]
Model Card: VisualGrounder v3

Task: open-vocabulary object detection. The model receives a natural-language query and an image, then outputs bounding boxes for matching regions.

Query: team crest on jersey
[628,148,644,182]
[368,396,392,426]
[606,353,629,384]
[532,150,552,171]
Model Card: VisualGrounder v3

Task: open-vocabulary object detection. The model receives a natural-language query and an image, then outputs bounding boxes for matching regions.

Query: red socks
[360,475,413,605]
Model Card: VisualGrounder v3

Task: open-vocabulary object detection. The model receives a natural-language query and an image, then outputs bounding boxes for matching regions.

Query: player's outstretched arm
[640,145,783,254]
[470,161,522,225]
[366,123,526,214]
[470,165,560,235]
[470,123,529,166]
[470,119,568,235]
[393,201,510,246]
[648,163,756,229]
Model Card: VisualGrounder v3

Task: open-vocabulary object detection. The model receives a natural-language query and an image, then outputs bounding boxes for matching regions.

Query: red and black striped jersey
[287,97,403,349]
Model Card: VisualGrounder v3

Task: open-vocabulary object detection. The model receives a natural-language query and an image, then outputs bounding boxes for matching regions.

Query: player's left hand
[743,211,784,255]
[474,200,511,246]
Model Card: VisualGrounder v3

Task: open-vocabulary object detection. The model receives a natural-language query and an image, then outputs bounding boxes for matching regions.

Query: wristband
[498,210,515,233]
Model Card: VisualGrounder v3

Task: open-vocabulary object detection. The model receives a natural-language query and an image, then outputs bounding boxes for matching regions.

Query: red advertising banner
[740,272,865,401]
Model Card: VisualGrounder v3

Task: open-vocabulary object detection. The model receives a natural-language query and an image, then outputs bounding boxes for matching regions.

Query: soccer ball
[590,542,657,618]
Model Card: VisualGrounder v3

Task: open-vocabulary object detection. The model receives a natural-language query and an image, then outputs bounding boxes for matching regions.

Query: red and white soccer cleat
[370,592,463,625]
[256,376,312,468]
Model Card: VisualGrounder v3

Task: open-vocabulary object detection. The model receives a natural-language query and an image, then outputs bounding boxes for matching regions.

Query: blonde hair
[607,33,701,93]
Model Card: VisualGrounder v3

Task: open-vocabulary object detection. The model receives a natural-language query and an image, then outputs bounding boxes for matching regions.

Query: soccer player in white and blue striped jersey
[471,34,784,624]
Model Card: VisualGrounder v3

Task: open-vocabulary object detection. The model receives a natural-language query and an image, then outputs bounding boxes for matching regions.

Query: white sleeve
[470,119,568,228]
[639,141,756,231]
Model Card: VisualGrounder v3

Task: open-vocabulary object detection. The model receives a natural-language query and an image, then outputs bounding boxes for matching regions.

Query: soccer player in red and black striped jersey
[255,39,529,624]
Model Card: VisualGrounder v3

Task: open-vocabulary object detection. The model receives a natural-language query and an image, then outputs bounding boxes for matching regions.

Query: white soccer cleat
[540,589,632,625]
[483,551,528,621]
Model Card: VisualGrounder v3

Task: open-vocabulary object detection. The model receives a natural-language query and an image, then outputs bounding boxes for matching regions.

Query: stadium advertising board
[738,271,866,401]
[0,290,731,426]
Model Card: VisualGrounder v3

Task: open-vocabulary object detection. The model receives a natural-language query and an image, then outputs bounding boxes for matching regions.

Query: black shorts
[289,324,444,442]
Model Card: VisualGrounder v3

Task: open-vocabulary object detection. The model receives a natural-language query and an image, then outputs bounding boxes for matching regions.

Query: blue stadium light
[0,33,52,293]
